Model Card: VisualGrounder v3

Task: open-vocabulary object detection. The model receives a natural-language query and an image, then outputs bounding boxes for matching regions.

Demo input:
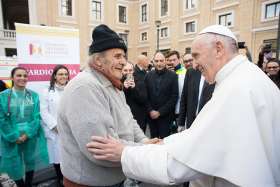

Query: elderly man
[57,24,158,187]
[87,25,280,187]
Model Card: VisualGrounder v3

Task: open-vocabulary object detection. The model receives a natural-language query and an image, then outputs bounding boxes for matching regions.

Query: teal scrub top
[0,88,49,180]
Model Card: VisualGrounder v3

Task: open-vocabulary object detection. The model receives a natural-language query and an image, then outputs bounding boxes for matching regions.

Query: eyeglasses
[266,66,279,69]
[57,73,69,76]
[183,59,193,63]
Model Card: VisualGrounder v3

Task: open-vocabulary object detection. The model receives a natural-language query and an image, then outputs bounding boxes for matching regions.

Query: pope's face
[191,35,217,83]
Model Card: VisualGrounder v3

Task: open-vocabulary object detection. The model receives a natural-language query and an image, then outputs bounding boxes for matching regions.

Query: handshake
[86,136,163,162]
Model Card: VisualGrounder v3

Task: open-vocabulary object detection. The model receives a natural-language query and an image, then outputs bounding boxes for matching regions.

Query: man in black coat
[177,66,215,130]
[145,52,178,138]
[123,55,150,132]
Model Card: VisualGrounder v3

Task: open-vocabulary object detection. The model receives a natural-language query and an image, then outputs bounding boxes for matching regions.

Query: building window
[5,48,17,57]
[265,1,280,19]
[186,0,195,9]
[218,12,233,27]
[141,4,148,22]
[263,39,277,53]
[119,33,128,45]
[91,0,101,21]
[185,21,195,33]
[160,0,168,17]
[142,52,148,56]
[141,32,148,41]
[185,47,191,54]
[61,0,72,16]
[160,27,168,38]
[118,5,127,23]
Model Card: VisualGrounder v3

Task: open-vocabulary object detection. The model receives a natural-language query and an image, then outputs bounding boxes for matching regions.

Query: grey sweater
[57,68,147,186]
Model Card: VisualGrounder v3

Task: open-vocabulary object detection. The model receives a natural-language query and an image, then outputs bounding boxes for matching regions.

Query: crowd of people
[0,24,279,187]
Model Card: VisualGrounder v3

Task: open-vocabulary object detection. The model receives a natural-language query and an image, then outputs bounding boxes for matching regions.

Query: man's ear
[215,41,224,58]
[93,55,103,68]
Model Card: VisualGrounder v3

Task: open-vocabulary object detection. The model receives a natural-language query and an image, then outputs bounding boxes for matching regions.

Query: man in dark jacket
[177,59,215,130]
[145,52,178,138]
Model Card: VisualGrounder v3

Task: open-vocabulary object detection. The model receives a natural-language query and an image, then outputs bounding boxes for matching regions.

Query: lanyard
[6,88,31,119]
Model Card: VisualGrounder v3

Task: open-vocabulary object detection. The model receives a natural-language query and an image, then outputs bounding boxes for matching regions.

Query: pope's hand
[87,136,125,162]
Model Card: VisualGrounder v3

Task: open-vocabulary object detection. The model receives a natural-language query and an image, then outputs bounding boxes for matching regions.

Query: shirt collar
[215,55,246,84]
[174,63,182,71]
[136,64,143,71]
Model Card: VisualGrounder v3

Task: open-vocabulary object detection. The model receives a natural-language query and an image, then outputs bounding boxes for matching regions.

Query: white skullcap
[199,25,237,42]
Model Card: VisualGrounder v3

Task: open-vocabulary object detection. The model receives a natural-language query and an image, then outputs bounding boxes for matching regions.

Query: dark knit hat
[89,24,127,54]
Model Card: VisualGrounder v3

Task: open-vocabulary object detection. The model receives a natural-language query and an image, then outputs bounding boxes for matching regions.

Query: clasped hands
[16,134,28,144]
[87,136,162,162]
[123,79,135,89]
[149,110,160,119]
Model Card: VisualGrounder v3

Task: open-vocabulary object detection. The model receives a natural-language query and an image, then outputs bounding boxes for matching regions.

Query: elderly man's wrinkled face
[191,35,217,83]
[102,48,126,80]
[153,52,166,70]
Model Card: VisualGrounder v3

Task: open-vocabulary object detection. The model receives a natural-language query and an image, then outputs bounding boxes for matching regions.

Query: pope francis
[87,25,280,187]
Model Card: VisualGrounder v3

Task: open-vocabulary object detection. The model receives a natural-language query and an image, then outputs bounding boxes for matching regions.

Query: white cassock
[40,85,64,164]
[121,55,280,187]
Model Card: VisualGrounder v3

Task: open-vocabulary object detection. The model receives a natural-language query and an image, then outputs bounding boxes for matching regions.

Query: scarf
[91,63,123,90]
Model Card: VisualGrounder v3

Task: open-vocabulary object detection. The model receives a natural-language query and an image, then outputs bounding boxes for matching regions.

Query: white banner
[15,23,80,93]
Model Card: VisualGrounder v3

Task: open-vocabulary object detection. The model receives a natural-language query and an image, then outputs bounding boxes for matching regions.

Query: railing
[0,29,16,40]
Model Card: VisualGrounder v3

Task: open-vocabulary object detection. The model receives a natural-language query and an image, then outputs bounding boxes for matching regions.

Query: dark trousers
[149,119,170,138]
[136,118,147,134]
[64,177,123,187]
[15,170,34,187]
[54,164,64,186]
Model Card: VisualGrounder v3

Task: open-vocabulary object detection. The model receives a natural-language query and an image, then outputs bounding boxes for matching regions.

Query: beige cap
[199,25,237,42]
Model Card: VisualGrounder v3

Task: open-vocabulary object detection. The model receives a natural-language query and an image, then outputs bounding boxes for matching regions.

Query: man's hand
[16,134,28,144]
[177,126,186,132]
[123,80,135,89]
[143,138,161,144]
[166,64,174,71]
[20,134,28,142]
[87,136,125,162]
[149,110,160,119]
